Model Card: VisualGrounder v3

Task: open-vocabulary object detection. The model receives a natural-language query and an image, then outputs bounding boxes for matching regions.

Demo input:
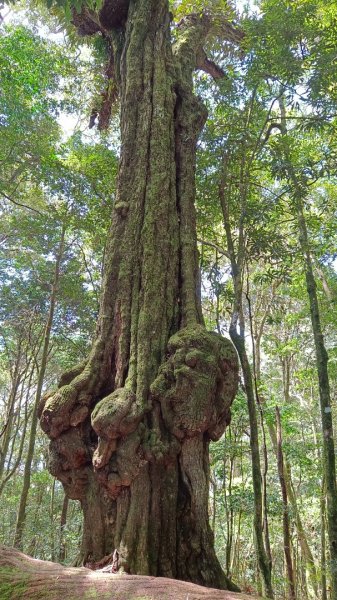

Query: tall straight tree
[277,97,337,600]
[38,0,240,590]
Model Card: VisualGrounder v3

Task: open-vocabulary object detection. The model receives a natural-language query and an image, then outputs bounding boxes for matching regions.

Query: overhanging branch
[1,191,44,216]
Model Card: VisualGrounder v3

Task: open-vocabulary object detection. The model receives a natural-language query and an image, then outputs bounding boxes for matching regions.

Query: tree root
[0,546,262,600]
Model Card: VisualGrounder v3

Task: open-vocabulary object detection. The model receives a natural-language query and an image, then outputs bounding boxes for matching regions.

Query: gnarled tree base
[0,546,262,600]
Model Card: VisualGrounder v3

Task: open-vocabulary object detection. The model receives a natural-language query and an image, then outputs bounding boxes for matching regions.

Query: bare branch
[196,49,226,80]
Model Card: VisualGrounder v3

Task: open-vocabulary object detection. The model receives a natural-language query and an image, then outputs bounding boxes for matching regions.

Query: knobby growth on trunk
[38,0,241,590]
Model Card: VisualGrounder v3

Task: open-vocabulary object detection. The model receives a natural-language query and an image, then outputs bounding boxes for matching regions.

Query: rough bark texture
[38,0,239,590]
[0,546,261,600]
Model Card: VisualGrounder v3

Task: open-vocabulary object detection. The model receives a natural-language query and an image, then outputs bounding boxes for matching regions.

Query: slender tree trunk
[254,304,319,598]
[279,97,337,600]
[276,406,296,600]
[266,422,318,597]
[286,467,318,598]
[299,554,309,600]
[3,364,34,476]
[211,479,216,534]
[296,200,337,598]
[39,1,239,589]
[220,178,273,598]
[321,478,328,600]
[0,349,22,482]
[231,509,242,578]
[223,427,235,578]
[247,287,272,573]
[0,388,31,497]
[25,481,45,558]
[314,262,335,303]
[59,493,69,563]
[14,224,66,548]
[50,478,56,562]
[233,337,273,598]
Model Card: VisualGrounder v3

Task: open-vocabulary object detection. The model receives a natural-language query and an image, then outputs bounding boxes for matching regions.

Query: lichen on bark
[39,0,240,590]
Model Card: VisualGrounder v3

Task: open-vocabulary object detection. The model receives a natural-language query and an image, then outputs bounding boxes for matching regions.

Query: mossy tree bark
[39,0,239,590]
[0,546,260,600]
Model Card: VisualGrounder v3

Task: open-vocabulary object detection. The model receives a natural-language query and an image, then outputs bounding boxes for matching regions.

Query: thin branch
[1,192,44,216]
[197,238,229,258]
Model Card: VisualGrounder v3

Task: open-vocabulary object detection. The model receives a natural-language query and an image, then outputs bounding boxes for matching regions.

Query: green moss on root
[0,567,29,600]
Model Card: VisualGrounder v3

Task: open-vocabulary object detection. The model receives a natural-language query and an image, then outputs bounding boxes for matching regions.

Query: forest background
[0,0,337,599]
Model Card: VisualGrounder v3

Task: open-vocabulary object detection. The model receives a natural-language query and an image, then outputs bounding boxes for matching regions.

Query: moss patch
[151,325,238,441]
[0,567,30,600]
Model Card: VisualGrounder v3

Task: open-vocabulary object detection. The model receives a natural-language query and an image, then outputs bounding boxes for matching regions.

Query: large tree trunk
[38,0,238,590]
